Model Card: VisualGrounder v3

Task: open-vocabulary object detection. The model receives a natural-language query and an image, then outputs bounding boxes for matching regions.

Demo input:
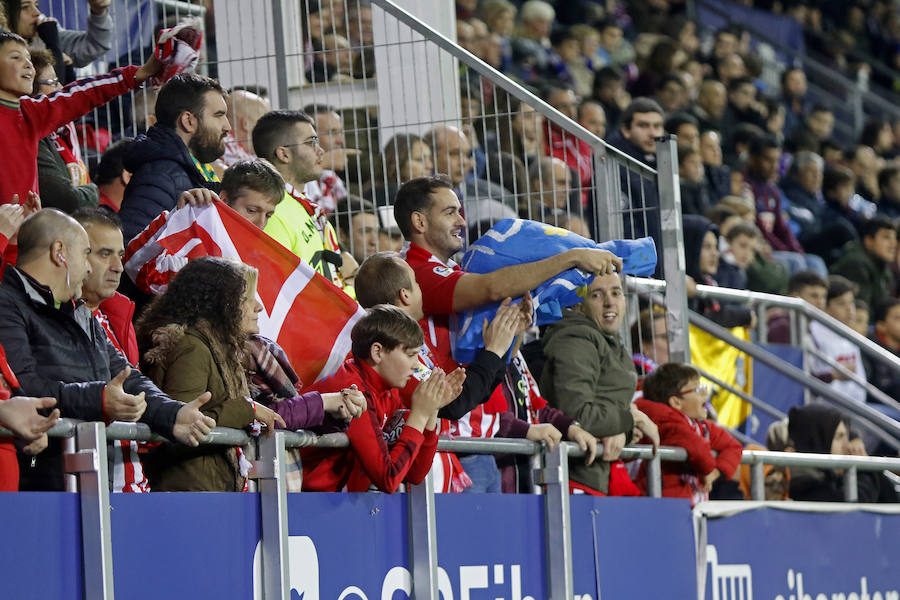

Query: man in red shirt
[394,175,621,490]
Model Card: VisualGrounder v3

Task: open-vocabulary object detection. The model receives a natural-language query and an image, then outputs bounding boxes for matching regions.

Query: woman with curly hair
[135,257,287,491]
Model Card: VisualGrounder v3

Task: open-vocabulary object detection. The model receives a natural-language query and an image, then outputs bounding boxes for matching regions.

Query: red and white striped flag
[123,201,364,383]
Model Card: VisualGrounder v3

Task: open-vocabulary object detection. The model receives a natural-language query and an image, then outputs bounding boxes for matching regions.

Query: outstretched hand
[172,392,216,446]
[0,396,59,441]
[104,367,147,422]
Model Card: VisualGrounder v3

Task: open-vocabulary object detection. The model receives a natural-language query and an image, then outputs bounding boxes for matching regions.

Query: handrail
[806,345,900,415]
[689,311,900,450]
[369,0,657,177]
[627,276,900,377]
[691,0,900,120]
[16,419,900,474]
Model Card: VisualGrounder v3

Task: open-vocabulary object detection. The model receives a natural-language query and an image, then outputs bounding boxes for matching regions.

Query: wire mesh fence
[37,0,683,362]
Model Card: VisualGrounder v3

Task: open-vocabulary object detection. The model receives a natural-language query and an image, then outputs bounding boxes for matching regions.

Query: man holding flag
[394,175,622,491]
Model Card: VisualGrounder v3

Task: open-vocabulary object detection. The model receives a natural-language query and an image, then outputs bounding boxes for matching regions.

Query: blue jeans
[458,454,502,493]
[771,251,827,277]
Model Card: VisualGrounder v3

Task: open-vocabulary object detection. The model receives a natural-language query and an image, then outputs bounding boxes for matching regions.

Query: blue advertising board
[702,504,900,600]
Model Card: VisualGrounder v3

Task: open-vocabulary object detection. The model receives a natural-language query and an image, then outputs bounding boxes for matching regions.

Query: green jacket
[540,309,636,493]
[830,240,894,310]
[36,136,99,213]
[142,326,255,491]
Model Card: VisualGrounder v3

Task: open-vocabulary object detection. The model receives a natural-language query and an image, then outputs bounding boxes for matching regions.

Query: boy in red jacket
[635,363,743,505]
[0,30,170,208]
[301,304,464,493]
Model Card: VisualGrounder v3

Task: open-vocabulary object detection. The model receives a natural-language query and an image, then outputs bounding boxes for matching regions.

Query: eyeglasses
[674,384,710,397]
[281,136,321,150]
[37,78,60,87]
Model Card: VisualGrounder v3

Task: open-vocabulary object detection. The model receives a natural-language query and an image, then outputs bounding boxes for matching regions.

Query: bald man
[422,125,517,232]
[0,209,215,490]
[222,89,272,166]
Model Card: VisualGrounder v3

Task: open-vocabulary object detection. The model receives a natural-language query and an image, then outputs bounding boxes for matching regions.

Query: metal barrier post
[542,444,574,600]
[65,422,114,600]
[269,0,290,109]
[757,302,768,343]
[408,471,439,599]
[646,453,663,498]
[844,467,859,502]
[749,461,765,501]
[257,432,291,600]
[655,135,691,364]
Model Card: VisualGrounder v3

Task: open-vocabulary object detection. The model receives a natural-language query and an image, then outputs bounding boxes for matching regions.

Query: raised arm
[450,248,622,312]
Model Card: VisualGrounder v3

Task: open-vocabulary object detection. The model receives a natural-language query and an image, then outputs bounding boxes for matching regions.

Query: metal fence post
[257,432,291,600]
[408,471,439,599]
[646,453,663,498]
[749,461,765,501]
[269,0,290,110]
[844,466,859,502]
[542,444,574,600]
[656,135,691,364]
[65,422,114,600]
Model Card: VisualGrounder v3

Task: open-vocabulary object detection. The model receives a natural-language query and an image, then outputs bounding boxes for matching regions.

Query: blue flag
[454,219,657,363]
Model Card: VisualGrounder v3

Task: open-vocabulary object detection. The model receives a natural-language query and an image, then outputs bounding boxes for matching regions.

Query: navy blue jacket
[119,125,219,242]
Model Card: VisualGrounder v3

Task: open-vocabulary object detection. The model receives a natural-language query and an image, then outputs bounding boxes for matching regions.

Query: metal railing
[7,418,899,599]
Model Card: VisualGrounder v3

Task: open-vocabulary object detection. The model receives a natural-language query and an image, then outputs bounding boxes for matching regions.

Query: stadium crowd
[0,0,896,504]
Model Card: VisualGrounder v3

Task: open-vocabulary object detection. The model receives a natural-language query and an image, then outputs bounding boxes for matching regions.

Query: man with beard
[119,74,231,241]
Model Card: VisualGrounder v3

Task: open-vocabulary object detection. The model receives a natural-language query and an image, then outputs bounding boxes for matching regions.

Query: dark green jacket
[143,326,255,492]
[36,136,98,213]
[830,240,894,310]
[540,309,636,493]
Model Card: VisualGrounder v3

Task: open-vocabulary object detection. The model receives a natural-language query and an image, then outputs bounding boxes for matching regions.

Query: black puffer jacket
[119,124,219,241]
[0,266,183,488]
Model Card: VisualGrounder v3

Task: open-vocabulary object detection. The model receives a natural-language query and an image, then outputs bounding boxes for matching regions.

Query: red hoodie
[634,398,743,504]
[300,357,438,492]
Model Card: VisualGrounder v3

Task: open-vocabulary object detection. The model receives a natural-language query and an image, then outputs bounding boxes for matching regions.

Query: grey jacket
[58,12,114,67]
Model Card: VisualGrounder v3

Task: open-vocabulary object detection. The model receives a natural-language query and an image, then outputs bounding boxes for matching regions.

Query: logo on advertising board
[253,536,319,600]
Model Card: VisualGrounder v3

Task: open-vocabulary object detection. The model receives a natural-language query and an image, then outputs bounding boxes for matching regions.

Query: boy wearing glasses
[635,363,743,505]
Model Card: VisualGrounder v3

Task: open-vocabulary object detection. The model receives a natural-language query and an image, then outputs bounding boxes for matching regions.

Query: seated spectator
[767,270,828,344]
[0,30,166,217]
[679,144,713,216]
[523,156,571,224]
[423,125,517,227]
[332,196,380,265]
[689,80,727,133]
[721,77,767,144]
[655,73,689,114]
[0,209,214,490]
[787,405,885,502]
[859,119,895,160]
[546,89,593,206]
[546,29,588,96]
[367,133,433,208]
[699,129,732,201]
[307,33,355,82]
[577,100,606,139]
[221,89,270,166]
[809,276,867,404]
[302,103,353,212]
[851,299,870,337]
[876,165,900,221]
[493,98,545,164]
[864,298,900,410]
[830,216,898,311]
[718,221,760,292]
[541,272,660,496]
[723,122,765,172]
[93,138,135,213]
[510,0,554,75]
[665,111,700,150]
[631,306,669,376]
[845,144,883,204]
[5,0,113,83]
[485,151,528,212]
[596,19,635,69]
[683,214,755,329]
[301,305,459,493]
[636,363,742,505]
[119,74,230,241]
[803,165,863,264]
[136,257,285,491]
[591,65,627,130]
[780,67,810,137]
[780,151,824,240]
[744,135,826,276]
[29,50,99,213]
